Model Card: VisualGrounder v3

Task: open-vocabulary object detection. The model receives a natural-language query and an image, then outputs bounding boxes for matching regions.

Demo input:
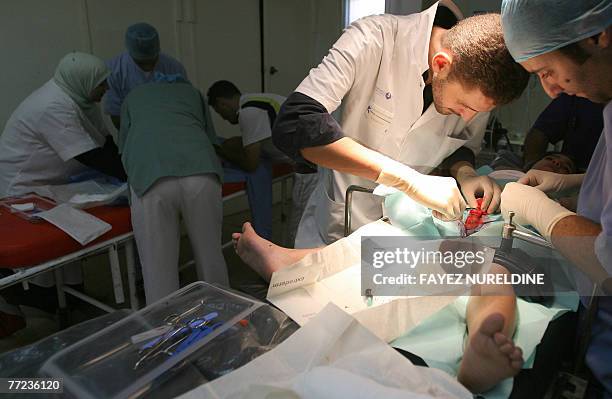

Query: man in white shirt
[208,81,317,244]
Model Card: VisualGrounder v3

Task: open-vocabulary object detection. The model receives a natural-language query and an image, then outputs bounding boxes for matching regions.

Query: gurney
[0,163,295,320]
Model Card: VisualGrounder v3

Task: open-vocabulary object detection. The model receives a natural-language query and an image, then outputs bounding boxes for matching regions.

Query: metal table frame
[0,172,295,317]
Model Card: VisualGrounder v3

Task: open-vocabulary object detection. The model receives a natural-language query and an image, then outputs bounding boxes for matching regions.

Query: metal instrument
[134,304,219,370]
[501,211,554,251]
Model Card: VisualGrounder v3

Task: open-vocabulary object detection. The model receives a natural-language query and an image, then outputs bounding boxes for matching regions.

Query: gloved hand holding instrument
[376,157,466,221]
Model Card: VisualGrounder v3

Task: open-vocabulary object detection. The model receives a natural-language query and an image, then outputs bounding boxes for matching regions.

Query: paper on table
[11,203,35,211]
[33,180,127,209]
[37,204,112,245]
[267,220,460,343]
[178,303,472,399]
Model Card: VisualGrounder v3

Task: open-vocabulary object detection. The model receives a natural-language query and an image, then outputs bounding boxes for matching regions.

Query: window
[345,0,386,26]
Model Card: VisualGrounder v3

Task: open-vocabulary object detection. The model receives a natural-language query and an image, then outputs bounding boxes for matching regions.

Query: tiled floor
[0,203,284,354]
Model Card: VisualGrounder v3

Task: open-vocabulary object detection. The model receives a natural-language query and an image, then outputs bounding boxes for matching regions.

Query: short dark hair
[443,13,529,106]
[207,80,241,106]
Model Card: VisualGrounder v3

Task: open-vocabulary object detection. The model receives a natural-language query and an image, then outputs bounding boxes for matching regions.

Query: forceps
[134,311,218,370]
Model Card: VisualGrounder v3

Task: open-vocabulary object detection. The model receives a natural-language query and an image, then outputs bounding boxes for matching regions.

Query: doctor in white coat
[272,2,529,248]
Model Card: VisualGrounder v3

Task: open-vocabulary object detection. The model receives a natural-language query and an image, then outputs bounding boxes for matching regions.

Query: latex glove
[456,172,502,214]
[501,182,575,240]
[518,169,584,193]
[376,159,466,220]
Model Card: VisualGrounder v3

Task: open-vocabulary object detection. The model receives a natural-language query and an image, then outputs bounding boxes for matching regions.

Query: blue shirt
[104,51,187,116]
[577,101,612,396]
[533,94,604,171]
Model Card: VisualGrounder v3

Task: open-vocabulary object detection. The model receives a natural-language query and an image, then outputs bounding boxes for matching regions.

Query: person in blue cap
[500,0,612,396]
[105,22,187,129]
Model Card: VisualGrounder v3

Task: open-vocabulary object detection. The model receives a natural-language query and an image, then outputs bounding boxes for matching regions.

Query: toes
[480,313,505,336]
[511,359,523,370]
[509,349,523,361]
[513,347,523,359]
[242,222,253,233]
[499,343,514,355]
[494,332,509,346]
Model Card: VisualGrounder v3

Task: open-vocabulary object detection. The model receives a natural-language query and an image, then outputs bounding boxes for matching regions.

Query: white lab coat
[0,80,109,287]
[0,80,108,198]
[294,3,489,248]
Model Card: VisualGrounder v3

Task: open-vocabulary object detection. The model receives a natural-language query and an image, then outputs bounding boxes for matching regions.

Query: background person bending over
[272,7,529,248]
[119,74,228,305]
[523,94,603,172]
[231,221,523,394]
[207,80,318,244]
[105,22,187,129]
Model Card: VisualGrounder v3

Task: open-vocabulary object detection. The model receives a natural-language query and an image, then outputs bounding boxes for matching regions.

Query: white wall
[0,0,342,138]
[263,0,343,96]
[0,0,90,131]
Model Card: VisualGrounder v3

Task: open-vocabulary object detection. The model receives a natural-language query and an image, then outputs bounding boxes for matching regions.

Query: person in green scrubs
[119,73,228,304]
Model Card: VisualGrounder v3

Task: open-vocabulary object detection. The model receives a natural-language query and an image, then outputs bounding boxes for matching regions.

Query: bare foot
[233,222,307,281]
[457,313,523,393]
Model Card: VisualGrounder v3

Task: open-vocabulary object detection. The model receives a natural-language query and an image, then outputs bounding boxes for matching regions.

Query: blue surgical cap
[501,0,612,62]
[125,23,160,61]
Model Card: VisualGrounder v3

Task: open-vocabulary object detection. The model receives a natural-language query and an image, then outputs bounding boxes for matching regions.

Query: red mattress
[0,163,295,269]
[0,205,132,268]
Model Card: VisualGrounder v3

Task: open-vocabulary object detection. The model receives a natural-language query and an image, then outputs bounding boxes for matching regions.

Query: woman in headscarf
[0,51,125,198]
[0,52,126,338]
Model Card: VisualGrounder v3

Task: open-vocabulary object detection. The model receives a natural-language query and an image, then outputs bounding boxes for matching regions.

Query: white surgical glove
[456,170,502,213]
[518,169,584,194]
[376,158,466,221]
[501,182,575,240]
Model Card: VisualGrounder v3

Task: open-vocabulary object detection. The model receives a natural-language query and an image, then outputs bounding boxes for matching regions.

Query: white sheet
[267,220,461,342]
[178,303,471,399]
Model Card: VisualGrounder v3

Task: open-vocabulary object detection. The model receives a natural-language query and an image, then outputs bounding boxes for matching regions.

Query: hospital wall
[0,0,342,138]
[1,0,547,142]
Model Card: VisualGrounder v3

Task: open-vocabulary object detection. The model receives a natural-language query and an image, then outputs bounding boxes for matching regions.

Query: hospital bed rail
[344,185,375,237]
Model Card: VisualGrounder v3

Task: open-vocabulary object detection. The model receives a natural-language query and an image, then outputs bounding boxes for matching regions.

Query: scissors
[134,311,219,370]
[163,300,206,326]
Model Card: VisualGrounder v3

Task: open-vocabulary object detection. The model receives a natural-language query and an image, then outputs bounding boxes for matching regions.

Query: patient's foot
[233,222,306,281]
[458,313,523,393]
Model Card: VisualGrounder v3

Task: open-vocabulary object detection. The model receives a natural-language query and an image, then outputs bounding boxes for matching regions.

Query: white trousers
[287,173,318,248]
[130,174,228,305]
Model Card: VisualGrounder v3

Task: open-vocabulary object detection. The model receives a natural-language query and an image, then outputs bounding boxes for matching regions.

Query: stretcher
[0,163,296,316]
[0,205,136,315]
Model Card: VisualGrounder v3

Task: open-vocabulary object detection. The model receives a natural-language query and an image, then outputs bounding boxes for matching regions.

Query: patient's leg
[458,263,523,393]
[233,222,320,281]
